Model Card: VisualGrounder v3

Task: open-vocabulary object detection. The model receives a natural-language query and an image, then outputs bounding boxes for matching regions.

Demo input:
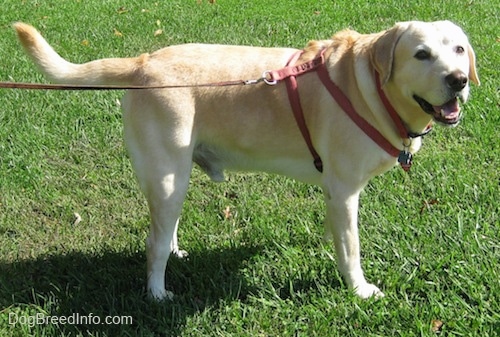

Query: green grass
[0,0,498,336]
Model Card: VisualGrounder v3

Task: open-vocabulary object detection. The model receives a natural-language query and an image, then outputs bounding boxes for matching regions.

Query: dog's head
[371,20,479,127]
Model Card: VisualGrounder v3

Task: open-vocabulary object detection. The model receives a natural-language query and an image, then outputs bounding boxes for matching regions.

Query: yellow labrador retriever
[14,20,479,300]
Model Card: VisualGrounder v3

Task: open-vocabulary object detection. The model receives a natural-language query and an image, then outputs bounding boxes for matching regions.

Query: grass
[0,0,498,336]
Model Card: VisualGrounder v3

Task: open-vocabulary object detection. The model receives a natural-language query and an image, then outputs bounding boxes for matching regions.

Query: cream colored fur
[14,21,479,300]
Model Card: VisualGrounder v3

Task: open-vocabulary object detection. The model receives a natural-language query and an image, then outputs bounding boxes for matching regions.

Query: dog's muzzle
[413,95,463,125]
[413,71,469,126]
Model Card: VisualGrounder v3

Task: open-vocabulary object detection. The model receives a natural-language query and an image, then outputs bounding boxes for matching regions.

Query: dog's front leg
[323,184,384,299]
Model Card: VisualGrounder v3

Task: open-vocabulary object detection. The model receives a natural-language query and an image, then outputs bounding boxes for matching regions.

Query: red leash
[0,78,264,90]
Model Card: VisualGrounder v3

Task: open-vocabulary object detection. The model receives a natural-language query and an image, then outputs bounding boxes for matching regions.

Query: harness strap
[284,51,324,172]
[374,72,411,141]
[266,52,325,83]
[316,64,401,157]
[374,75,433,140]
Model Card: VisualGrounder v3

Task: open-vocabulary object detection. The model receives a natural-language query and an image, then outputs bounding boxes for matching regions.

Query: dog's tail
[14,22,145,86]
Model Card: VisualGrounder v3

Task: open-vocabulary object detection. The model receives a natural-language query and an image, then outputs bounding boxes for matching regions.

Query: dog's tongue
[433,98,460,119]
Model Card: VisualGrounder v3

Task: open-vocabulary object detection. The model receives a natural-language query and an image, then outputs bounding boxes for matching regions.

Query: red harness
[266,48,430,172]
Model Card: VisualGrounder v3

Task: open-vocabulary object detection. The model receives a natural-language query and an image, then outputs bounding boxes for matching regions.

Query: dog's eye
[414,50,431,60]
[455,45,465,54]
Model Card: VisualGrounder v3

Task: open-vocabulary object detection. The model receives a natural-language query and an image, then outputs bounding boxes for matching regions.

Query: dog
[14,20,479,300]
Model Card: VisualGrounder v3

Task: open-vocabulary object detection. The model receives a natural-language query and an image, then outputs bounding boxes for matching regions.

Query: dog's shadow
[0,245,271,336]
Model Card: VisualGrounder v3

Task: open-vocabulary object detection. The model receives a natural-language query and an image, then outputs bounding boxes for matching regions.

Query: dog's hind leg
[122,93,194,301]
[143,165,191,301]
[130,147,192,301]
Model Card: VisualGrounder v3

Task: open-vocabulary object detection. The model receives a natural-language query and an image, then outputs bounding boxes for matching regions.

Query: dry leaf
[431,319,444,332]
[72,213,82,226]
[114,28,123,37]
[81,39,90,46]
[420,198,439,214]
[223,206,232,219]
[154,29,163,37]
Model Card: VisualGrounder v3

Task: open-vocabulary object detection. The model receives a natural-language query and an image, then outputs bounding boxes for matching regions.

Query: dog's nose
[445,71,468,91]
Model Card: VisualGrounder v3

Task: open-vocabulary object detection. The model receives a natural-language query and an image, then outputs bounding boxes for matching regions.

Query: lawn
[0,0,498,336]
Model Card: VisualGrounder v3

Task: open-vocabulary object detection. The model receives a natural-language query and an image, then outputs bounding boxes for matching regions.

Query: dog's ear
[370,22,409,86]
[467,42,480,85]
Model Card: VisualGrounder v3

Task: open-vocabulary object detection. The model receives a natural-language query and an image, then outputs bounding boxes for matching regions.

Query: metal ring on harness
[262,71,278,86]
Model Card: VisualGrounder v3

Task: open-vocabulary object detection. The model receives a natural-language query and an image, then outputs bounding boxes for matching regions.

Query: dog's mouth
[413,95,462,125]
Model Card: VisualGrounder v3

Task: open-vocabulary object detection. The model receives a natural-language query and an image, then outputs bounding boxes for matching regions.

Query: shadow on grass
[0,245,265,336]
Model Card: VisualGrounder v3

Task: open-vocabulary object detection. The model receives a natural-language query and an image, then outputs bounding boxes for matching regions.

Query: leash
[0,57,327,90]
[0,49,331,91]
[0,78,267,90]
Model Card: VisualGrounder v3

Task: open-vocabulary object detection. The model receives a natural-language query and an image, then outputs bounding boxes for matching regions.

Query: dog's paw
[172,249,189,259]
[354,283,385,299]
[148,288,174,302]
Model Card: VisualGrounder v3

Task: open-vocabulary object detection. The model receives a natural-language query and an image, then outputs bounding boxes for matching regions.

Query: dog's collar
[270,48,432,172]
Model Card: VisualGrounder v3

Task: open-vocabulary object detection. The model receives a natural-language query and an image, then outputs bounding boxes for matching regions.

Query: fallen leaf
[223,206,232,219]
[431,319,444,333]
[114,28,123,37]
[420,198,439,214]
[72,213,82,226]
[81,39,90,46]
[154,29,163,37]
